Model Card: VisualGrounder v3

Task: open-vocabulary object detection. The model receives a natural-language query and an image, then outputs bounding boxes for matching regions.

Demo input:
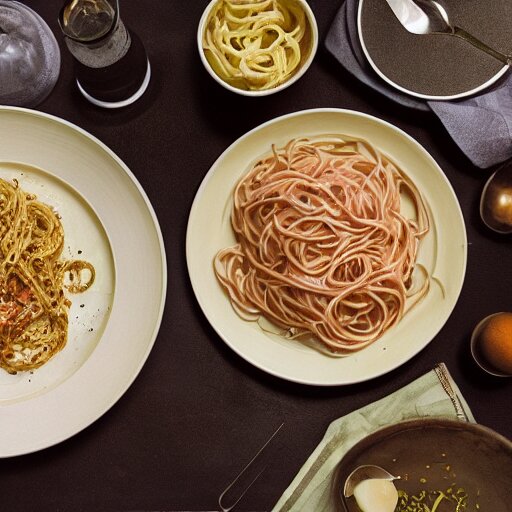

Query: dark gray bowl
[332,418,512,511]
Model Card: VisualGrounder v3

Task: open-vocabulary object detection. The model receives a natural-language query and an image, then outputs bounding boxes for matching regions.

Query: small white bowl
[197,0,318,96]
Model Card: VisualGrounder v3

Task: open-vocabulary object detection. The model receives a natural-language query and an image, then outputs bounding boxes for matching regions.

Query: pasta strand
[214,136,430,354]
[0,178,95,373]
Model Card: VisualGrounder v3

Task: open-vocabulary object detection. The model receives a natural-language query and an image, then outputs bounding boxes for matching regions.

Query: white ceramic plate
[0,107,166,456]
[186,109,466,386]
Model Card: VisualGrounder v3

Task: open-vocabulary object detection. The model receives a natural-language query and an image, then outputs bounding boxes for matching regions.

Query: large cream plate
[187,109,466,386]
[0,107,166,456]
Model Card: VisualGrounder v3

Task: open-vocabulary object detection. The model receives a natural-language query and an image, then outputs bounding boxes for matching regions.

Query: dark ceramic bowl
[332,418,512,511]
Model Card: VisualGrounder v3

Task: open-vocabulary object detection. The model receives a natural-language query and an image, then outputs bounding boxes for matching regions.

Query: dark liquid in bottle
[74,29,148,103]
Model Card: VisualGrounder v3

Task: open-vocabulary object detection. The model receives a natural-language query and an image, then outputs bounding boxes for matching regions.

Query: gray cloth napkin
[325,0,512,169]
[272,363,474,512]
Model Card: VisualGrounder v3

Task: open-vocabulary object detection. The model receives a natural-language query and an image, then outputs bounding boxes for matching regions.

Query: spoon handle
[453,26,512,66]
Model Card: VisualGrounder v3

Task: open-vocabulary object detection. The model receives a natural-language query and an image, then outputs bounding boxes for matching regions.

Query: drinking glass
[0,1,60,107]
[59,0,150,108]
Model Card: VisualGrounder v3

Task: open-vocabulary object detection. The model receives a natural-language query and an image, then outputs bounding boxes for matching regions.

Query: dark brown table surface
[2,1,511,511]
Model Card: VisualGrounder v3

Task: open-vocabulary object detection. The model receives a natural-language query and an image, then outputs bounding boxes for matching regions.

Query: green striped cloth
[272,363,474,512]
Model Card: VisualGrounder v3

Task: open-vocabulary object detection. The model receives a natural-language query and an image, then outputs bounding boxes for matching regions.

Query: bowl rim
[196,0,319,97]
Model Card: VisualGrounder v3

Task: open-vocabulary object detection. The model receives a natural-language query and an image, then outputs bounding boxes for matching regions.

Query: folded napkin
[325,0,512,169]
[272,363,474,512]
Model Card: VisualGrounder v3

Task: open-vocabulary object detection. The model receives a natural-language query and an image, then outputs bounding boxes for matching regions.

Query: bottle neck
[59,0,120,43]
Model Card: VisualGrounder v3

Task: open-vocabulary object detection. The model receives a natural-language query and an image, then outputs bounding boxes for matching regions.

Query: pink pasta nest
[214,135,430,354]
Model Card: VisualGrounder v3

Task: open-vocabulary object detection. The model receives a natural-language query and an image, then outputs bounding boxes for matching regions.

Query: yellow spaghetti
[202,0,312,91]
[0,177,95,374]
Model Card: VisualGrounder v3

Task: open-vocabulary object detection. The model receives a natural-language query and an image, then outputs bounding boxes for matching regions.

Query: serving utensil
[218,423,284,512]
[385,0,512,65]
[343,464,398,498]
[480,161,512,234]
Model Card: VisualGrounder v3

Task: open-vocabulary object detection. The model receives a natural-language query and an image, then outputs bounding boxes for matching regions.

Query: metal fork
[218,423,284,512]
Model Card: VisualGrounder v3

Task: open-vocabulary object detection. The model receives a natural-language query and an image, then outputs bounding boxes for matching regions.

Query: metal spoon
[385,0,512,65]
[480,160,512,234]
[343,464,399,498]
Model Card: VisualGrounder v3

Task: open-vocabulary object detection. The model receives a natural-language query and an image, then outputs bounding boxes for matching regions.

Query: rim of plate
[186,108,467,386]
[0,106,167,457]
[357,0,509,101]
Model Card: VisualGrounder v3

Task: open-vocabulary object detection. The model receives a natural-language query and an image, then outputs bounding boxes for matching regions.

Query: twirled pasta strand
[0,178,95,373]
[203,0,310,90]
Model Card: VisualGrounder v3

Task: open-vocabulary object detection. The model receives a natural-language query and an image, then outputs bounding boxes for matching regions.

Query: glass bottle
[59,0,150,108]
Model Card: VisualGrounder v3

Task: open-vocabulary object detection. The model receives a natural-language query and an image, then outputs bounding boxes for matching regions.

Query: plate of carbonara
[0,165,112,402]
[0,107,166,457]
[186,109,466,385]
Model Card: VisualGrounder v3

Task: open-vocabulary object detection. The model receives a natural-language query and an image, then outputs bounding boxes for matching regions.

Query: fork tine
[218,465,268,512]
[218,422,285,512]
